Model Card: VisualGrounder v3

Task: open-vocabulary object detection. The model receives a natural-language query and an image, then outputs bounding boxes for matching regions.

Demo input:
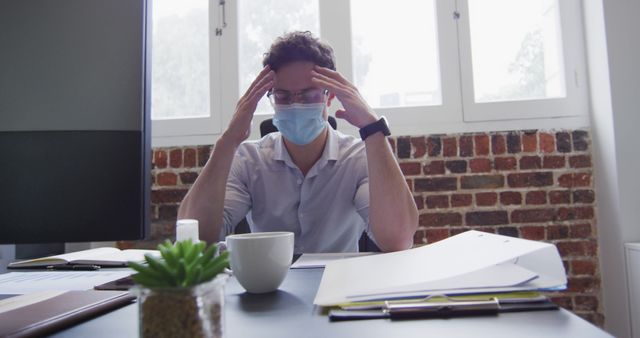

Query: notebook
[7,247,159,268]
[0,290,135,337]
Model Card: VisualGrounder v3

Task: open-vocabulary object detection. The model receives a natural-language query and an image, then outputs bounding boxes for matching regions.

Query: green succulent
[128,239,229,288]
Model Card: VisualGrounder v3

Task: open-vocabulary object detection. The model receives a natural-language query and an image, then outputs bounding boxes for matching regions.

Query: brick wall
[128,128,602,326]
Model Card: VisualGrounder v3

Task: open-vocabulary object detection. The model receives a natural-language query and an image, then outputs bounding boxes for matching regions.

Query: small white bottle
[176,219,200,243]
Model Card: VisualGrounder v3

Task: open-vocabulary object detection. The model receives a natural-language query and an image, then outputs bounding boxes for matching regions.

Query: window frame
[151,0,590,148]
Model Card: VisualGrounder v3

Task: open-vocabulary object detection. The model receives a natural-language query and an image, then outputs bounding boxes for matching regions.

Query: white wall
[584,1,640,337]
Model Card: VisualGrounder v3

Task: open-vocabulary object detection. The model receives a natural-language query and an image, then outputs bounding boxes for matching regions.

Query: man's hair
[262,31,336,71]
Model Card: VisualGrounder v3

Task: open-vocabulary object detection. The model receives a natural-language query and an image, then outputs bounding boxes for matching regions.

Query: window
[151,0,588,147]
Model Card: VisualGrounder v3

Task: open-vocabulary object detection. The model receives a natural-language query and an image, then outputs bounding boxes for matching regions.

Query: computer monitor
[0,0,151,245]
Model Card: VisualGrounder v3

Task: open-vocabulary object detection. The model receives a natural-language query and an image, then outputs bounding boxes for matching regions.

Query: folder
[314,230,567,306]
[0,290,135,337]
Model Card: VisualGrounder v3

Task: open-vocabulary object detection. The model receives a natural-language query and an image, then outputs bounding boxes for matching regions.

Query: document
[0,271,133,294]
[291,252,377,269]
[8,247,159,268]
[314,230,566,306]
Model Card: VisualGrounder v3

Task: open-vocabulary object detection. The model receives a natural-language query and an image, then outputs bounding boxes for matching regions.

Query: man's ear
[327,92,336,106]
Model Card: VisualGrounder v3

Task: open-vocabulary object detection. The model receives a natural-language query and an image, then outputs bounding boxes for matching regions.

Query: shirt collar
[273,121,339,171]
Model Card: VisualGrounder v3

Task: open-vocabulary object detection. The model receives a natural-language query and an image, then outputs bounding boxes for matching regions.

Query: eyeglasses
[267,88,328,105]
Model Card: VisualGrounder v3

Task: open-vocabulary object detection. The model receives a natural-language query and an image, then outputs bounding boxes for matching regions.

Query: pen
[46,264,101,271]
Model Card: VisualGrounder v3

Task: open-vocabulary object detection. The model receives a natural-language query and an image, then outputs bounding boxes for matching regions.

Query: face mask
[272,102,327,145]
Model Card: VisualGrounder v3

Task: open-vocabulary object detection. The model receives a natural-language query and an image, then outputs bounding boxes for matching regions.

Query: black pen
[46,264,101,271]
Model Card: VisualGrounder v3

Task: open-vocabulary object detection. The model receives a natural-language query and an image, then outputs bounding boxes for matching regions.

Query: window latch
[216,0,227,36]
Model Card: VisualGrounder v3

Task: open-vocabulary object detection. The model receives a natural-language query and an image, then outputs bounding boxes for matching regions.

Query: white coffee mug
[225,232,294,294]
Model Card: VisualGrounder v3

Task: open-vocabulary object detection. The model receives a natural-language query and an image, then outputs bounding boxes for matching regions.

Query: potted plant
[129,240,230,338]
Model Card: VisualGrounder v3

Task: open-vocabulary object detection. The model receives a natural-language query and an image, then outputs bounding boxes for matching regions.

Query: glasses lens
[300,89,325,104]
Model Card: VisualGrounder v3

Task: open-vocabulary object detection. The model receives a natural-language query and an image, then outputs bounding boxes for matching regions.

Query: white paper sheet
[291,252,376,269]
[0,271,132,295]
[314,230,567,306]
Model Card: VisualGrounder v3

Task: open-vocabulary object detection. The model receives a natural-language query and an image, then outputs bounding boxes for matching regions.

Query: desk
[46,268,611,338]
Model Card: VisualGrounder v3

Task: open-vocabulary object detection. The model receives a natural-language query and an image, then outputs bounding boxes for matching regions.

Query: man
[178,31,417,252]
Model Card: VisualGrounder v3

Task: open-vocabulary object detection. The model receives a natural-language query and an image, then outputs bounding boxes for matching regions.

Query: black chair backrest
[260,116,337,138]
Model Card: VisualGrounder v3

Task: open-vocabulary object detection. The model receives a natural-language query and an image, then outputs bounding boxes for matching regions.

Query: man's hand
[311,65,378,128]
[223,66,274,146]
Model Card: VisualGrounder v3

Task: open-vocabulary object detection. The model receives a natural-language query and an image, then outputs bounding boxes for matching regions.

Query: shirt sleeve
[354,167,377,243]
[221,151,252,238]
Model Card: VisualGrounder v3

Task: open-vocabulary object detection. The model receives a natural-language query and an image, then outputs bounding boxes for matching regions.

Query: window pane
[238,0,320,115]
[151,0,210,120]
[351,0,441,108]
[468,0,566,103]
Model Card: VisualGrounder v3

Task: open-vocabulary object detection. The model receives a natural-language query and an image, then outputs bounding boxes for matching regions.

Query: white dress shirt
[221,124,372,253]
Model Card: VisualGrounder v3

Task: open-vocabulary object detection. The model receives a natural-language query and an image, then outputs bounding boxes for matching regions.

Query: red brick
[556,132,572,152]
[466,211,509,225]
[470,158,491,173]
[476,192,498,206]
[414,196,424,210]
[445,160,467,173]
[461,175,504,189]
[492,134,506,155]
[151,189,188,204]
[156,172,178,186]
[425,228,450,243]
[443,137,457,157]
[184,148,197,168]
[500,191,522,205]
[158,205,178,220]
[558,173,591,188]
[543,156,566,169]
[567,277,599,293]
[459,136,473,157]
[411,137,427,158]
[550,296,573,310]
[474,135,490,155]
[400,162,422,176]
[179,172,199,185]
[169,149,183,168]
[511,208,555,223]
[570,155,592,168]
[585,240,598,256]
[413,227,427,244]
[549,190,571,204]
[494,157,517,171]
[574,295,599,312]
[497,227,519,237]
[539,133,555,153]
[526,191,547,205]
[520,156,542,169]
[507,172,553,187]
[427,136,441,157]
[557,241,586,257]
[570,224,592,238]
[397,137,411,159]
[426,195,450,209]
[521,226,545,240]
[415,177,457,192]
[572,260,597,275]
[556,207,595,221]
[451,194,472,207]
[573,190,595,204]
[419,212,462,227]
[507,132,521,154]
[406,179,413,192]
[522,133,537,152]
[547,225,570,239]
[450,228,467,236]
[153,149,168,169]
[197,145,212,167]
[423,161,445,175]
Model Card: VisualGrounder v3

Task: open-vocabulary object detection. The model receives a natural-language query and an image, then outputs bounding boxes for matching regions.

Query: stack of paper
[314,230,566,306]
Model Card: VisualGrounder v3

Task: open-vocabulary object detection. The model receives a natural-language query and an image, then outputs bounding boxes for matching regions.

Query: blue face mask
[272,103,327,145]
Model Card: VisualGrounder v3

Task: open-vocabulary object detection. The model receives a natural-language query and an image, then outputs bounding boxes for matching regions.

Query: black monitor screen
[0,0,150,244]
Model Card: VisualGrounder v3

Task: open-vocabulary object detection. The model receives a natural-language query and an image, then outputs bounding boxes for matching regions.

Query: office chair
[235,116,380,252]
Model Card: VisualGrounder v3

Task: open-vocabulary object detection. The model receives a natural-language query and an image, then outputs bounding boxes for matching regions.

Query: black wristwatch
[359,116,391,141]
